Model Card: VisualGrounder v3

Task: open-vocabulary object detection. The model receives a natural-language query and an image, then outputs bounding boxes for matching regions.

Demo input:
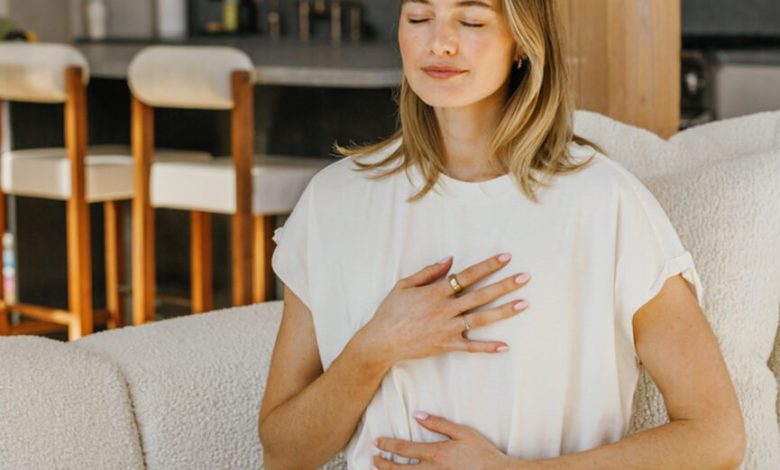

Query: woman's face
[398,0,517,109]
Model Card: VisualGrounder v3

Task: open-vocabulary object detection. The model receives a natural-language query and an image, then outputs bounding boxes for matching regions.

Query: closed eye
[460,21,484,28]
[408,18,431,24]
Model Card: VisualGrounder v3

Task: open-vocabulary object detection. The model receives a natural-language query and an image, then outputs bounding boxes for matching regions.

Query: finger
[452,300,529,330]
[448,337,510,354]
[398,256,453,289]
[453,271,530,313]
[413,412,470,440]
[434,253,513,298]
[374,438,439,461]
[372,454,403,469]
[372,455,429,469]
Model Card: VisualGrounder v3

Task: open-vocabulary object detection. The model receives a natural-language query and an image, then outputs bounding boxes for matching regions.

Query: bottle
[85,0,108,40]
[156,0,188,39]
[3,232,16,305]
[223,0,239,34]
[238,0,258,34]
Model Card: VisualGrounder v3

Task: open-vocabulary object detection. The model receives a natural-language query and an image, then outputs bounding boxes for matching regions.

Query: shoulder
[556,142,655,208]
[307,138,405,196]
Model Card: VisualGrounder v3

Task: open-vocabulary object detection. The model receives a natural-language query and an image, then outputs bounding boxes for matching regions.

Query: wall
[7,0,69,42]
[682,0,780,36]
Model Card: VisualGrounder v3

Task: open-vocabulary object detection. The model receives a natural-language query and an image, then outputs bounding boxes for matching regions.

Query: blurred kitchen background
[0,0,779,325]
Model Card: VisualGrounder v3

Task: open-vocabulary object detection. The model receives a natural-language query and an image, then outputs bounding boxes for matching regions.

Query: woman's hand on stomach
[352,253,530,369]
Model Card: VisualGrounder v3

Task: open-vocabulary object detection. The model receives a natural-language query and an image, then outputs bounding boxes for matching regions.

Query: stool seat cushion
[150,155,336,214]
[1,145,210,202]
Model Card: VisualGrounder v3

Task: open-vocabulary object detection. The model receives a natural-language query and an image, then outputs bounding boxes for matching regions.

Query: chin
[410,83,479,108]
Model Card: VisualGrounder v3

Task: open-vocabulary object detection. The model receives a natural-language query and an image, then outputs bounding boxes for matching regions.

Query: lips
[422,65,467,79]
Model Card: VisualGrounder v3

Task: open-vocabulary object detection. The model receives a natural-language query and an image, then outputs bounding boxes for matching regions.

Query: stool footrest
[2,304,111,329]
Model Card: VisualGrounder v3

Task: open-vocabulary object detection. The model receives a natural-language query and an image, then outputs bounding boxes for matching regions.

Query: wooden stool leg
[66,197,93,341]
[190,211,213,314]
[252,215,276,303]
[131,96,155,325]
[232,210,252,307]
[65,66,93,341]
[104,200,124,329]
[230,70,254,307]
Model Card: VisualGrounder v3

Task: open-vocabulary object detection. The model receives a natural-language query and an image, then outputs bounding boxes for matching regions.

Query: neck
[434,84,509,182]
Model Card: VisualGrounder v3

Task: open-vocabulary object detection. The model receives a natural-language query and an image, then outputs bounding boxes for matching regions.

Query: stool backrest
[0,43,90,103]
[128,46,255,110]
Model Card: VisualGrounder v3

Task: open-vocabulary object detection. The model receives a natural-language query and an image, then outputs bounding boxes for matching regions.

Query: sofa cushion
[574,110,688,177]
[0,336,144,469]
[576,111,780,468]
[630,151,780,468]
[74,302,284,470]
[669,111,780,163]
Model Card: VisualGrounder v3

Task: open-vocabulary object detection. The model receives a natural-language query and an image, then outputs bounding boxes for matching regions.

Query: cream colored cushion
[576,111,780,469]
[0,43,89,103]
[669,111,780,163]
[1,145,210,202]
[150,155,336,214]
[74,303,282,469]
[0,336,144,469]
[128,46,255,110]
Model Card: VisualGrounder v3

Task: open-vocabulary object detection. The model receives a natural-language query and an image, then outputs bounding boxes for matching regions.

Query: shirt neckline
[402,142,596,203]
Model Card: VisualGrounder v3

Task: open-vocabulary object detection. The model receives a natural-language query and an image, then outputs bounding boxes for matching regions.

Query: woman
[259,1,745,469]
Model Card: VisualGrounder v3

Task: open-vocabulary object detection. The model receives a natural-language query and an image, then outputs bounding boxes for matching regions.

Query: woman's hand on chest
[350,253,531,370]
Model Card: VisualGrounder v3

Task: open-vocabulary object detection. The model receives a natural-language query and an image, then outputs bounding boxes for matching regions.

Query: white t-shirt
[271,141,704,468]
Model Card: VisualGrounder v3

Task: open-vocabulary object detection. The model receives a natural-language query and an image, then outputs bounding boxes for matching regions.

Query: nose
[429,21,457,57]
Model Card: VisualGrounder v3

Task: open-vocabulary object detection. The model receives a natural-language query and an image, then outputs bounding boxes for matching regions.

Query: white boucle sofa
[1,111,778,470]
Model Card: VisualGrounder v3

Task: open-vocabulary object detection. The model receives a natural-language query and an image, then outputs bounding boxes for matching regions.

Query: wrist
[345,327,393,377]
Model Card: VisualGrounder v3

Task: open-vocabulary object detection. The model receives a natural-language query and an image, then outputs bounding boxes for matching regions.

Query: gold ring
[447,274,464,295]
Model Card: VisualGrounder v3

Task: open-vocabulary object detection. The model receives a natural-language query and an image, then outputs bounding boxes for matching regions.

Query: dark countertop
[76,37,403,88]
[710,48,780,66]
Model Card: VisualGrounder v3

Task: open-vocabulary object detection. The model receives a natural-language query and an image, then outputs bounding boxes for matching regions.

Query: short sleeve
[612,169,706,355]
[271,179,316,311]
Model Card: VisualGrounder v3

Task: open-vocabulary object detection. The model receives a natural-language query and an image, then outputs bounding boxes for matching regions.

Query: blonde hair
[336,0,600,204]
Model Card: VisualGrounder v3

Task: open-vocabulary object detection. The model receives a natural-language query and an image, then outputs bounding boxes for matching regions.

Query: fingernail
[414,411,429,420]
[497,345,510,352]
[498,253,512,263]
[514,273,530,284]
[513,300,528,311]
[438,256,452,264]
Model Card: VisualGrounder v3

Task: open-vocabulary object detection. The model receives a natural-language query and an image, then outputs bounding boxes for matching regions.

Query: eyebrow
[402,0,494,9]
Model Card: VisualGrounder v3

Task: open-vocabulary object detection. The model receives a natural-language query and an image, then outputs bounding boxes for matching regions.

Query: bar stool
[0,43,130,339]
[0,43,210,340]
[129,46,332,324]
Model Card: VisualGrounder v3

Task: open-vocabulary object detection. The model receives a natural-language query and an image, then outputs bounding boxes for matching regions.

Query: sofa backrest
[0,336,144,469]
[74,302,291,469]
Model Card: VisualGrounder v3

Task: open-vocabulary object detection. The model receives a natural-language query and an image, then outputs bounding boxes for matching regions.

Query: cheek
[398,25,420,61]
[467,33,513,74]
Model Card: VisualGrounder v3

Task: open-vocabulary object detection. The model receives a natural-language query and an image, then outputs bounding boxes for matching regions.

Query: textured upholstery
[74,303,284,470]
[0,336,144,469]
[150,155,336,214]
[128,46,255,110]
[575,110,780,469]
[0,43,89,103]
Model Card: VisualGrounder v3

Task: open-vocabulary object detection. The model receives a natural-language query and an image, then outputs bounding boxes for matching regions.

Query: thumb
[398,256,452,288]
